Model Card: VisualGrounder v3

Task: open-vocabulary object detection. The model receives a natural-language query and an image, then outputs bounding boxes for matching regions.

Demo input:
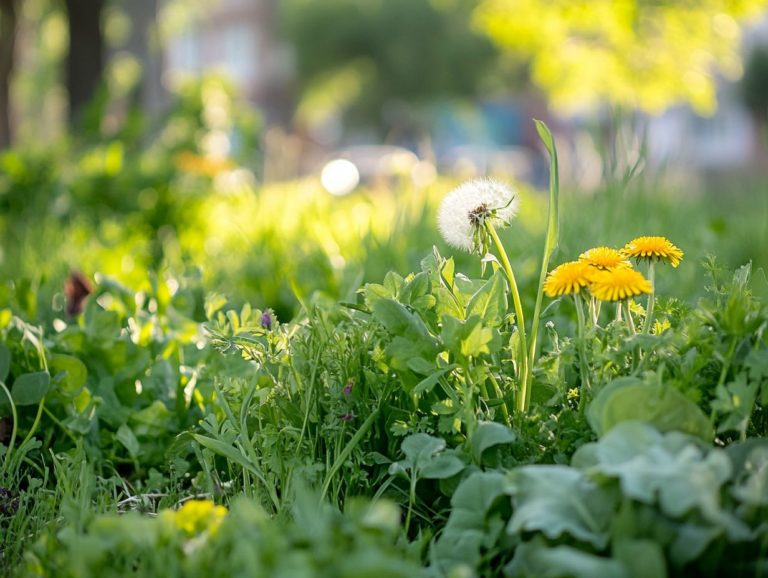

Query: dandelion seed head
[437,179,519,252]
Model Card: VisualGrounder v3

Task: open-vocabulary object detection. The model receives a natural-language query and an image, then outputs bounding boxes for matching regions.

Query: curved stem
[0,380,18,476]
[643,262,656,334]
[485,222,529,412]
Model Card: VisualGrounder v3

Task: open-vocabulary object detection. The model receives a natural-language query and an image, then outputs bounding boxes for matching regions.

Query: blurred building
[164,0,293,122]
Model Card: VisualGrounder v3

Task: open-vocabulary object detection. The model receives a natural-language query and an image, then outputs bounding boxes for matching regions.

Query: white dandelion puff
[437,179,519,252]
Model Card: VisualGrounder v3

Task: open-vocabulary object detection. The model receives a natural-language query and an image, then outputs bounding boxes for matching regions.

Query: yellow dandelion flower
[589,268,652,302]
[171,500,228,536]
[579,246,631,270]
[621,236,684,268]
[544,261,594,297]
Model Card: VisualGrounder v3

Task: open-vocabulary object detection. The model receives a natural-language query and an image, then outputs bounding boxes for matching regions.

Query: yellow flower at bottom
[171,500,228,536]
[589,268,652,302]
[544,261,594,297]
[579,246,630,270]
[621,236,684,267]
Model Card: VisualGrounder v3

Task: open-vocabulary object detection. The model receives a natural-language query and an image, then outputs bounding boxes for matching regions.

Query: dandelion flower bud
[437,179,519,253]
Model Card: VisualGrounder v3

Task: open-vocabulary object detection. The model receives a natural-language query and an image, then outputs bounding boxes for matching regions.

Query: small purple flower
[342,381,354,396]
[260,309,273,330]
[339,412,355,422]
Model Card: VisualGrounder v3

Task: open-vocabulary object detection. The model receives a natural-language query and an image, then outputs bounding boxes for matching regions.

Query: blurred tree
[0,0,19,149]
[474,0,767,115]
[742,44,768,119]
[741,44,768,166]
[121,0,165,115]
[281,0,499,135]
[64,0,106,127]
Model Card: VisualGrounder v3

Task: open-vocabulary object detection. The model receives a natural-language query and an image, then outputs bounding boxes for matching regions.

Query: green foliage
[281,0,497,130]
[20,495,422,578]
[433,422,768,577]
[475,0,766,114]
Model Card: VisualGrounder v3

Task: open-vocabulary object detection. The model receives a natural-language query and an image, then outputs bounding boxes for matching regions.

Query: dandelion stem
[573,295,591,412]
[625,301,636,334]
[643,262,656,333]
[485,221,529,412]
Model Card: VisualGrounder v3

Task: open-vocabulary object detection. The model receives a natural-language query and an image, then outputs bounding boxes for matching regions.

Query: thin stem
[487,371,512,426]
[615,303,623,322]
[486,222,529,413]
[625,302,636,334]
[589,296,598,327]
[0,380,18,476]
[573,295,591,412]
[643,262,656,334]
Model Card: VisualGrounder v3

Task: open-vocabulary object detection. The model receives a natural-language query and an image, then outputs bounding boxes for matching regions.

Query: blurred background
[1,0,768,320]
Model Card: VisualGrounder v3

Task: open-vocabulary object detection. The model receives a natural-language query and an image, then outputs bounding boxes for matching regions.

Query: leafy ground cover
[1,120,767,577]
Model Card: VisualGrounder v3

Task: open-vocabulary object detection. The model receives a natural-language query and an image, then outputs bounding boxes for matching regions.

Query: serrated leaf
[442,315,500,359]
[467,270,507,328]
[11,371,50,406]
[413,363,458,396]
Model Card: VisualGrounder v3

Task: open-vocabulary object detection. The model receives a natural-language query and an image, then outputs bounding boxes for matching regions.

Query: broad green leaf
[116,424,141,458]
[420,453,466,479]
[401,433,445,468]
[467,270,507,328]
[593,423,744,535]
[432,471,509,573]
[50,354,87,397]
[11,371,50,406]
[589,380,713,440]
[729,444,768,506]
[470,421,516,463]
[400,271,430,305]
[372,299,433,342]
[0,344,9,382]
[507,466,614,548]
[129,400,171,437]
[614,539,667,578]
[507,537,628,578]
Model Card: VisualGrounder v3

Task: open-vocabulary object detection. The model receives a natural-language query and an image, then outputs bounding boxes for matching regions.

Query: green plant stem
[485,222,529,412]
[625,302,636,334]
[615,303,623,322]
[18,397,46,455]
[573,295,591,412]
[319,409,379,504]
[0,381,18,476]
[643,262,656,334]
[487,371,512,426]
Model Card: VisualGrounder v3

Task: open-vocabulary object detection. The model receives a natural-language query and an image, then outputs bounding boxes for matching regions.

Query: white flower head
[437,179,519,253]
